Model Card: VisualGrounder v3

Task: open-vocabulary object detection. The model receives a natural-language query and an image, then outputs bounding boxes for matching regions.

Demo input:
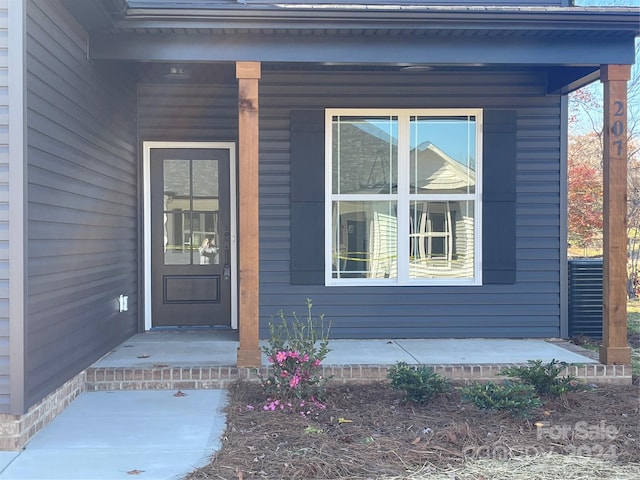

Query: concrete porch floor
[94,331,600,368]
[85,331,632,390]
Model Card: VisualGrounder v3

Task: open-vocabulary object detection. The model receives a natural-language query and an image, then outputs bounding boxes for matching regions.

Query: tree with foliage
[626,139,640,278]
[568,29,639,269]
[568,156,603,252]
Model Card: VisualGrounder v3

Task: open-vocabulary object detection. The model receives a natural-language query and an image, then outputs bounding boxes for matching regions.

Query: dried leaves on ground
[185,381,640,480]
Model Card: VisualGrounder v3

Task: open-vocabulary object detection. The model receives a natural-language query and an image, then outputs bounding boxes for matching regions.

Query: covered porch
[229,60,635,368]
[56,2,640,369]
[84,332,631,391]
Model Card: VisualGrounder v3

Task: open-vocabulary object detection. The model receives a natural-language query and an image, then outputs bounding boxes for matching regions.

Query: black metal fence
[568,258,603,338]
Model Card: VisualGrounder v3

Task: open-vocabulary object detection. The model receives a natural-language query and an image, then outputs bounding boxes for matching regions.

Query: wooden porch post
[236,61,262,368]
[599,64,632,365]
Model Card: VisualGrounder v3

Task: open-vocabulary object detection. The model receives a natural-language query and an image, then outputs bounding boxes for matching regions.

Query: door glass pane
[409,200,475,279]
[194,213,220,265]
[162,158,223,266]
[332,116,398,194]
[193,159,219,211]
[163,212,191,265]
[164,159,190,203]
[192,159,220,265]
[410,116,476,194]
[332,200,397,279]
[163,159,191,265]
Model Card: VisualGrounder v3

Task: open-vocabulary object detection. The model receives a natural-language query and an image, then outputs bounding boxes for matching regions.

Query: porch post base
[599,346,631,365]
[237,348,262,368]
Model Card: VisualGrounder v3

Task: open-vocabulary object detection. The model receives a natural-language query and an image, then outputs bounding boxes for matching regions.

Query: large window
[326,109,482,285]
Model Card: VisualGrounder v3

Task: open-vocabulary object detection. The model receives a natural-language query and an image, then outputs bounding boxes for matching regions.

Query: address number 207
[612,100,625,156]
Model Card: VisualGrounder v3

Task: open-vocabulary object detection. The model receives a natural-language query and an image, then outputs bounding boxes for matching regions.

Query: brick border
[84,366,240,391]
[85,362,632,391]
[0,371,85,450]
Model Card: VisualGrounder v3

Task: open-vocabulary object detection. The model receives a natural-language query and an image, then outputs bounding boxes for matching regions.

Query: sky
[345,116,476,168]
[570,0,639,135]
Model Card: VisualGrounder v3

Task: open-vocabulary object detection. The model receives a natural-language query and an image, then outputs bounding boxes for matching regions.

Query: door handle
[223,230,230,280]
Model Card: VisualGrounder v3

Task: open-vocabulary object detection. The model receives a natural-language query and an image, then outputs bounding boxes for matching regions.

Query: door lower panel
[164,275,220,303]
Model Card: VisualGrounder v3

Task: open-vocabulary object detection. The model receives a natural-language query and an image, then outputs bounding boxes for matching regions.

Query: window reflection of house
[410,141,476,195]
[370,212,397,279]
[331,116,398,279]
[331,112,478,282]
[163,159,221,265]
[407,141,476,278]
[407,201,475,279]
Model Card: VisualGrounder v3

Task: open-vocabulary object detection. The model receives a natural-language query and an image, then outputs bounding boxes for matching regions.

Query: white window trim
[325,108,483,286]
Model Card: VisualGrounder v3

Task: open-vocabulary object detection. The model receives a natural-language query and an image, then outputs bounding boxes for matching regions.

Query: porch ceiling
[61,1,639,93]
[128,59,599,95]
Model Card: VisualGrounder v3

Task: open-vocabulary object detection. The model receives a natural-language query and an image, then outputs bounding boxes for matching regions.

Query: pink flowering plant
[259,298,331,405]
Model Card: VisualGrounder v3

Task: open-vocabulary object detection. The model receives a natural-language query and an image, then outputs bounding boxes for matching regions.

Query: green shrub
[459,381,542,417]
[387,362,449,403]
[499,359,578,397]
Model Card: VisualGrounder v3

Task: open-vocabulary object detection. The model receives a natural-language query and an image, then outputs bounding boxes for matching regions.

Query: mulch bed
[185,381,640,480]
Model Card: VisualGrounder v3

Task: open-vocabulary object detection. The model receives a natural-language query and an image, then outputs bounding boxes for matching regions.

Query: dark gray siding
[0,0,10,413]
[25,0,138,409]
[136,68,563,340]
[129,0,569,7]
[138,83,238,142]
[259,69,562,339]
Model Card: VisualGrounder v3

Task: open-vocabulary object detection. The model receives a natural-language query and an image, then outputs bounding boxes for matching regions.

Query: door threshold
[149,326,236,332]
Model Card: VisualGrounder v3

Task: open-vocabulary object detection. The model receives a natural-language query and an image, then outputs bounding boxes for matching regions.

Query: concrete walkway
[0,390,227,480]
[0,335,600,480]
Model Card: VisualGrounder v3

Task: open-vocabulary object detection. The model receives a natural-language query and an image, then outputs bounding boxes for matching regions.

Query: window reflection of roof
[163,160,220,197]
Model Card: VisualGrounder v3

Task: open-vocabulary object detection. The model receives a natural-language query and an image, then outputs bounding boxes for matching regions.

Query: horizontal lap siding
[138,84,238,142]
[135,70,562,339]
[0,0,9,412]
[129,1,566,7]
[259,70,562,339]
[24,1,138,409]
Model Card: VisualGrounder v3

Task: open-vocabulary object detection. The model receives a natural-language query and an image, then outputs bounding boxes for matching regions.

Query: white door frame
[142,141,238,330]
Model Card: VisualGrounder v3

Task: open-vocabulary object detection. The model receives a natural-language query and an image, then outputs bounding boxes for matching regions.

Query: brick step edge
[85,363,632,391]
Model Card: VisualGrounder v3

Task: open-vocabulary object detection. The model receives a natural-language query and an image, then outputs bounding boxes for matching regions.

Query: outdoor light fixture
[400,65,434,72]
[163,66,191,80]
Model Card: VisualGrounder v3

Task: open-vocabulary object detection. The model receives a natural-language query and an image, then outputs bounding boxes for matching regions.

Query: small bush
[500,359,578,397]
[459,381,542,417]
[260,299,331,403]
[387,362,449,403]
